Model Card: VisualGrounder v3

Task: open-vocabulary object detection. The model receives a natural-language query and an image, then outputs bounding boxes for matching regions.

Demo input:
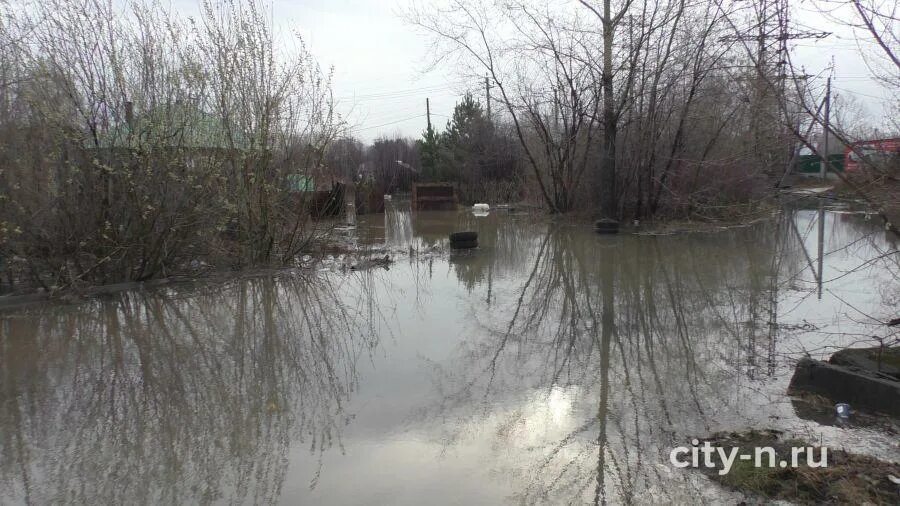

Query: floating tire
[450,239,478,249]
[594,219,620,234]
[449,231,478,242]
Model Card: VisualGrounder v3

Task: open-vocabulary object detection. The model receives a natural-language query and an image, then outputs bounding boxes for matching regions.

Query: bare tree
[408,0,783,220]
[579,0,636,220]
[407,1,603,212]
[0,0,343,291]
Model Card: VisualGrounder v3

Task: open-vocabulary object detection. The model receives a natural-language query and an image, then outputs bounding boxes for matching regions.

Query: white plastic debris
[472,203,490,212]
[835,403,851,418]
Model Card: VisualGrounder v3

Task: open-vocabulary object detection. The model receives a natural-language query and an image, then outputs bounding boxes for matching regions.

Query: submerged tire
[450,239,478,249]
[449,231,478,242]
[594,219,620,234]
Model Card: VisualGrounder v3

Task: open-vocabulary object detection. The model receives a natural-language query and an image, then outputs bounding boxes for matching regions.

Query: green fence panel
[794,154,844,173]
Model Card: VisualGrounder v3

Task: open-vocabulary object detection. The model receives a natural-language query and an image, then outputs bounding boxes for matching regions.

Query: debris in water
[835,403,851,418]
[350,255,392,271]
[449,231,478,249]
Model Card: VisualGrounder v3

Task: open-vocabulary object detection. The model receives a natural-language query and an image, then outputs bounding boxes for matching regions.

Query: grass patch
[693,429,900,504]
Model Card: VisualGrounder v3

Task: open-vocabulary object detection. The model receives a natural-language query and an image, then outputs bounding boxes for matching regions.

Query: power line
[335,88,462,105]
[832,86,890,100]
[331,76,468,94]
[351,103,428,123]
[336,86,457,101]
[349,114,425,132]
[334,81,473,101]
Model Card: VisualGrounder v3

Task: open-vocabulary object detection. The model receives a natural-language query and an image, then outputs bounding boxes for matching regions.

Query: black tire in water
[594,219,620,234]
[449,231,478,242]
[450,239,478,249]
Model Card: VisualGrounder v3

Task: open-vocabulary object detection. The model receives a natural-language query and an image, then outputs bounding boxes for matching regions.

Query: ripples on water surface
[1,201,898,504]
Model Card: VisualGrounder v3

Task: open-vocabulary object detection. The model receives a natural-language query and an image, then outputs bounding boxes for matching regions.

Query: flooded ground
[1,200,898,504]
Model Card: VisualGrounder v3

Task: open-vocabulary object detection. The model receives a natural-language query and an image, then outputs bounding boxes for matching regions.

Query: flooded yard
[1,201,898,504]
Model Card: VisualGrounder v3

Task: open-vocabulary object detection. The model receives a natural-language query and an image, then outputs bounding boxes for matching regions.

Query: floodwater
[1,200,898,505]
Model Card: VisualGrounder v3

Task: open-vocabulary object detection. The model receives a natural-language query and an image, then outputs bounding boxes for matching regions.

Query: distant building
[844,137,900,172]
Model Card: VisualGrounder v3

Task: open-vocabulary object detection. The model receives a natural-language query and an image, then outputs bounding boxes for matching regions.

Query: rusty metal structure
[412,183,457,211]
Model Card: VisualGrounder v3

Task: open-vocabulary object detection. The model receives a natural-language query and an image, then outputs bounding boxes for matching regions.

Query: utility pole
[553,88,559,132]
[484,75,491,122]
[717,0,827,176]
[817,77,831,299]
[426,97,432,131]
[821,77,831,180]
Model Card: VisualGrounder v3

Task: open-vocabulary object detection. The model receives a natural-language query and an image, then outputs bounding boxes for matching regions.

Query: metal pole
[821,77,830,180]
[778,97,825,188]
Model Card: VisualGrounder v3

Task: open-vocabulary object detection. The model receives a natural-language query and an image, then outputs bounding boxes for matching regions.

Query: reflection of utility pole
[426,98,432,131]
[767,220,781,377]
[820,77,831,180]
[787,207,825,297]
[817,199,825,299]
[768,277,778,376]
[788,209,817,275]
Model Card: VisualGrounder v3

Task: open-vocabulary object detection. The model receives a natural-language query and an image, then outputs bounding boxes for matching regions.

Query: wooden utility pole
[821,77,831,180]
[817,77,830,298]
[426,97,432,131]
[484,76,491,122]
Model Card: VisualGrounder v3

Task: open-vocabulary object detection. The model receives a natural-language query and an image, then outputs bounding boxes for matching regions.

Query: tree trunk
[599,0,618,221]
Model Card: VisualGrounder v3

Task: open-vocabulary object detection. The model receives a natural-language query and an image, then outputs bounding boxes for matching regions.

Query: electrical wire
[334,81,472,101]
[349,113,426,132]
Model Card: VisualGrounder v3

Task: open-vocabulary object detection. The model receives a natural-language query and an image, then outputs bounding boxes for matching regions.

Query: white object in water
[472,203,490,212]
[384,194,392,201]
[835,403,851,418]
[472,209,489,217]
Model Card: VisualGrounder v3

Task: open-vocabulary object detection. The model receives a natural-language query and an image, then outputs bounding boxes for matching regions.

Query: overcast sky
[279,0,469,142]
[171,0,895,142]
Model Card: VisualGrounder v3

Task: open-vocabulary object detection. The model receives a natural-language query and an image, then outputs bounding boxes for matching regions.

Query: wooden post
[821,77,830,180]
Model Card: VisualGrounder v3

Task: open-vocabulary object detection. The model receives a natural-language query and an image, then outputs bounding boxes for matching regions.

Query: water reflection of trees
[430,220,799,504]
[0,273,378,504]
[381,204,544,299]
[447,212,546,295]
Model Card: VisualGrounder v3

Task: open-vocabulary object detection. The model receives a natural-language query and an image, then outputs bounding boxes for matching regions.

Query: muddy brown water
[1,201,898,504]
